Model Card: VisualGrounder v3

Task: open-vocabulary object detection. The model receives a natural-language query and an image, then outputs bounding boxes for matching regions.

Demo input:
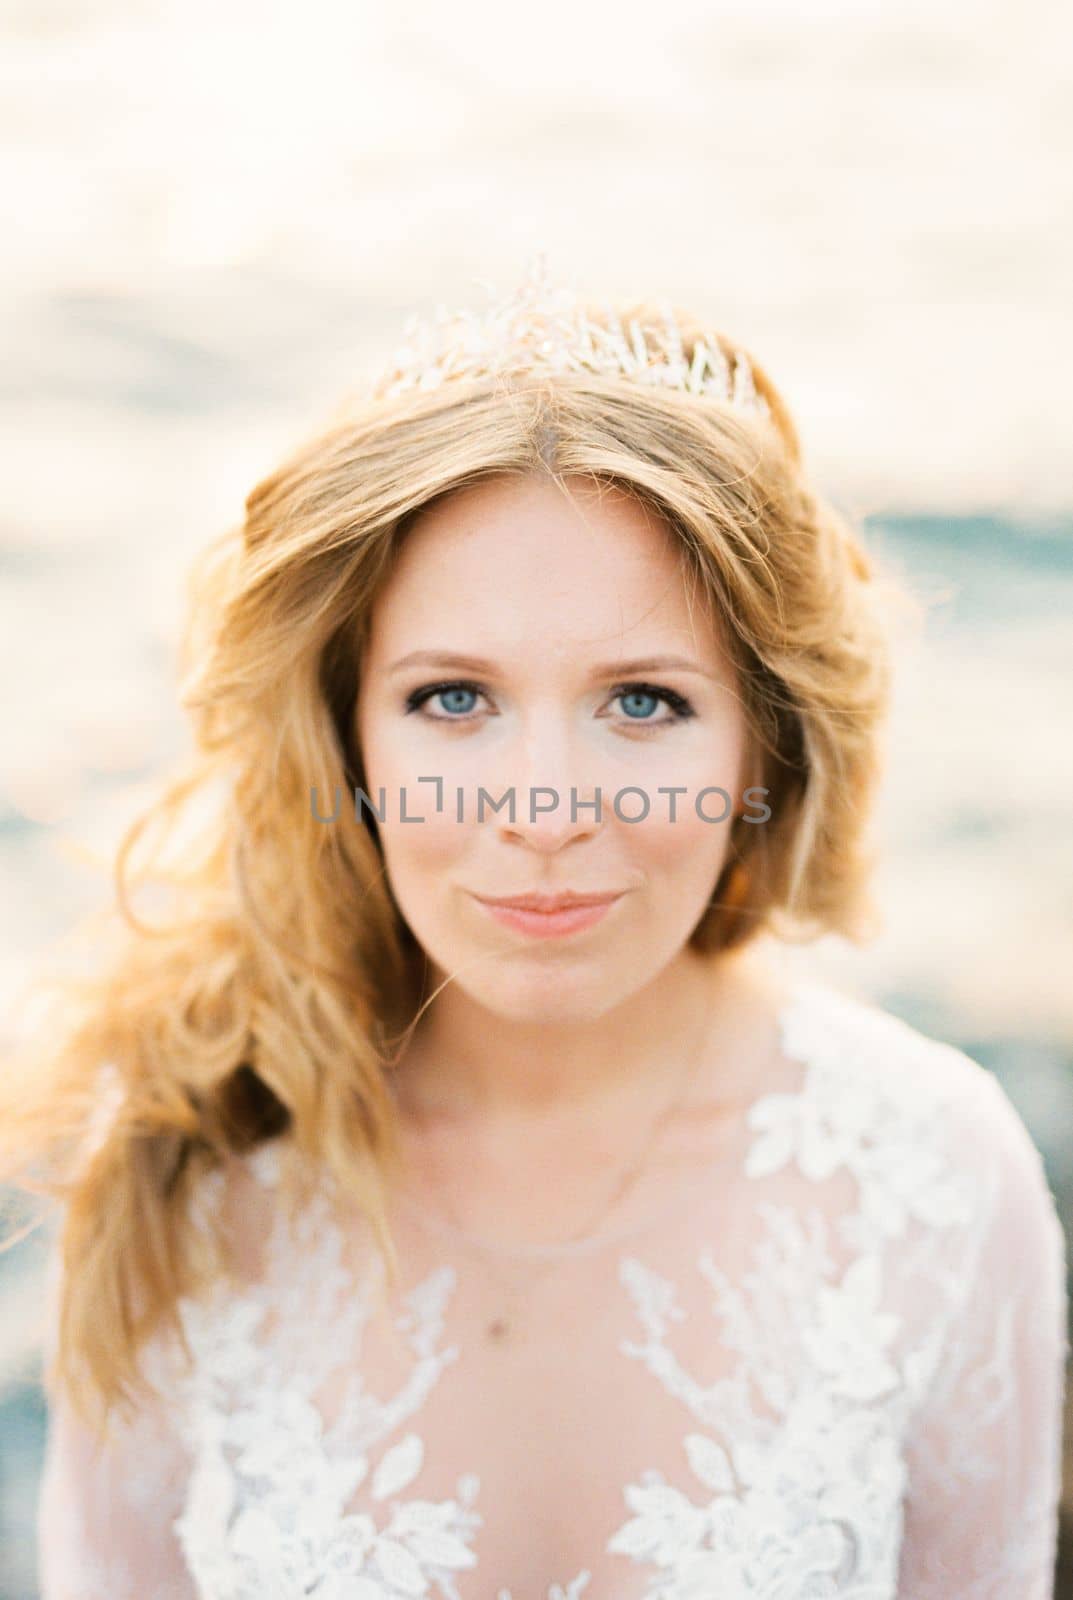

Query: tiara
[371,255,771,420]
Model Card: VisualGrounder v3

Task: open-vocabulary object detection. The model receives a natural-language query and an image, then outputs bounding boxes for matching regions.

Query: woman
[6,263,1067,1598]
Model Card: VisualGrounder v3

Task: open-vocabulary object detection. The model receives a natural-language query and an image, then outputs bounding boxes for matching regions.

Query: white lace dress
[36,979,1069,1599]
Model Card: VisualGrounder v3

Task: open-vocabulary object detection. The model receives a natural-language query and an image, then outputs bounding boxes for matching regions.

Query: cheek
[618,726,744,887]
[370,813,473,972]
[627,717,743,809]
[356,705,463,909]
[376,809,474,892]
[624,796,735,887]
[359,699,485,813]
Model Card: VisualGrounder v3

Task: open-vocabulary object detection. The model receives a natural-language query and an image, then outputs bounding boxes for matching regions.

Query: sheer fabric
[36,979,1069,1599]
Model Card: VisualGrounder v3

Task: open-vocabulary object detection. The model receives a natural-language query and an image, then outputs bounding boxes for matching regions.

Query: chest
[170,1190,922,1600]
[167,983,981,1600]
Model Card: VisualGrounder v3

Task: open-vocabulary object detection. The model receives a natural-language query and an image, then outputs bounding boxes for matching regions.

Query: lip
[470,889,626,940]
[473,890,624,912]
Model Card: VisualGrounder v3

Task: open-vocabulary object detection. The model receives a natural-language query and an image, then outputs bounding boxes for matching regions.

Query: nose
[494,711,601,853]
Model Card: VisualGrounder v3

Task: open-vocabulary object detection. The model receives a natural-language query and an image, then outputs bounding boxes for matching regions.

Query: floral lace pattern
[36,979,1069,1600]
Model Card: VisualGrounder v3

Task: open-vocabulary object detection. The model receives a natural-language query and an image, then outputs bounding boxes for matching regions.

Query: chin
[451,956,639,1027]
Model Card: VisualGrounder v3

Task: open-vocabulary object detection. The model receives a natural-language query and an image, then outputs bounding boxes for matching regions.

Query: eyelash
[403,678,697,726]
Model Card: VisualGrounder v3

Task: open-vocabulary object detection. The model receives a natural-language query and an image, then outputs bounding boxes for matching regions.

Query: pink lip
[471,890,625,940]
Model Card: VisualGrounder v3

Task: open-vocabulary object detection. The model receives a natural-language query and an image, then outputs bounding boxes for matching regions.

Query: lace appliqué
[173,1149,484,1599]
[154,980,1060,1600]
[604,983,996,1599]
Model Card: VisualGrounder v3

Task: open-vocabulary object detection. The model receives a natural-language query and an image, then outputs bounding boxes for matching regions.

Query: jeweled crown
[371,255,771,420]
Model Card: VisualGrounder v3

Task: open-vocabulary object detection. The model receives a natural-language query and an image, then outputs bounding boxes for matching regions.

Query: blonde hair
[0,299,900,1428]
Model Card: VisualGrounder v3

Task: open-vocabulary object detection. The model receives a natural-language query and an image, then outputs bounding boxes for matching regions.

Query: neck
[387,941,778,1129]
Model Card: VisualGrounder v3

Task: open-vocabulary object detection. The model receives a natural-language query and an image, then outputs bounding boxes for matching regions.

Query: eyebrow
[386,650,714,678]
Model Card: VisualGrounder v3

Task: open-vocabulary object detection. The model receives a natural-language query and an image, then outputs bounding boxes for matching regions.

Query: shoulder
[779,976,987,1104]
[181,1136,294,1295]
[781,976,1021,1124]
[777,978,1063,1253]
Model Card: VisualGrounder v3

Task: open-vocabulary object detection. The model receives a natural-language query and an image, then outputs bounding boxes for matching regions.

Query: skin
[354,472,786,1227]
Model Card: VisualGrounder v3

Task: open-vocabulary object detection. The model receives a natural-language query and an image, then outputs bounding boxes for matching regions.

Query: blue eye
[610,683,696,724]
[403,678,697,726]
[404,680,485,719]
[618,690,660,719]
[436,686,478,715]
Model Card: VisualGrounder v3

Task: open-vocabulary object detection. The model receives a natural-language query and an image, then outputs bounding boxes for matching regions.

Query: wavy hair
[0,299,902,1428]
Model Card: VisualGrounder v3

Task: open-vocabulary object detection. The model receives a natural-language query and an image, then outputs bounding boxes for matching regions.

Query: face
[354,473,752,1024]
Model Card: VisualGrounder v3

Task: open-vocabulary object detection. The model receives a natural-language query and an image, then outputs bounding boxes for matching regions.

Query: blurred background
[1,0,1071,1594]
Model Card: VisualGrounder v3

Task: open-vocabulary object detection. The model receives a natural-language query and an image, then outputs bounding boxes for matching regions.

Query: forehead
[365,474,725,665]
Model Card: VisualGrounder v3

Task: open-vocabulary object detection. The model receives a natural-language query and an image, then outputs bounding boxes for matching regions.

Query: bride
[4,262,1066,1598]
